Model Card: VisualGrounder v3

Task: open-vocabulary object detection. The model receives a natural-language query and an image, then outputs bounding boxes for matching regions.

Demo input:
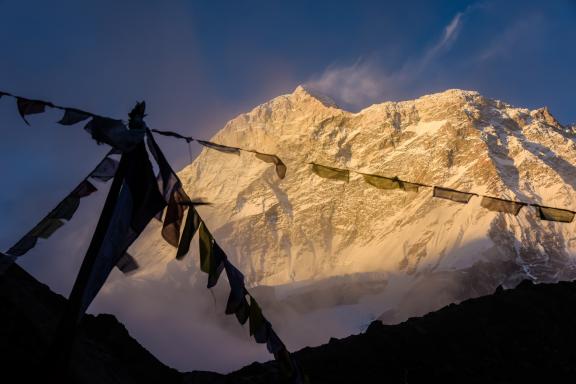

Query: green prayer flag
[362,174,420,192]
[433,186,475,204]
[207,241,226,288]
[481,196,525,215]
[363,174,401,190]
[199,221,213,273]
[311,163,349,182]
[536,205,575,223]
[176,207,201,260]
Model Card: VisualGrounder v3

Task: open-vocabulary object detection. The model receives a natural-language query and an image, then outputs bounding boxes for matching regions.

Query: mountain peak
[292,85,340,109]
[125,86,576,361]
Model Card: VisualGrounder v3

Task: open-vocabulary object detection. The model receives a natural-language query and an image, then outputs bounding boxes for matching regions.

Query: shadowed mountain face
[3,258,576,383]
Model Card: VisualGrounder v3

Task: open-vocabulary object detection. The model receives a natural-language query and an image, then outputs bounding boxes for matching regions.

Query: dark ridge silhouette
[3,260,576,383]
[227,280,576,383]
[0,263,193,383]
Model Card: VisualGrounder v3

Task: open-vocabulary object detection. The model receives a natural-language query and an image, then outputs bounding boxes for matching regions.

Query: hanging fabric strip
[162,187,189,247]
[176,206,201,260]
[197,140,241,155]
[249,295,270,343]
[16,98,50,125]
[58,108,92,126]
[433,186,475,204]
[28,218,65,239]
[116,252,140,274]
[481,196,525,215]
[363,174,401,190]
[84,117,145,152]
[90,157,119,182]
[536,205,575,223]
[224,259,247,315]
[253,152,287,179]
[311,163,350,182]
[199,221,214,274]
[208,241,226,288]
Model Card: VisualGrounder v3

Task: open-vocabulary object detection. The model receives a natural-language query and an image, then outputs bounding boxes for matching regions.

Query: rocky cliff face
[122,86,576,350]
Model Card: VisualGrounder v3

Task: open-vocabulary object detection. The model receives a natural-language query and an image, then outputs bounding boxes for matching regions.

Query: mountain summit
[126,86,576,338]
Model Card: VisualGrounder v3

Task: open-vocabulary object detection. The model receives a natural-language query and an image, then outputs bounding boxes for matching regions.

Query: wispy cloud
[305,4,483,110]
[423,11,464,64]
[305,59,402,110]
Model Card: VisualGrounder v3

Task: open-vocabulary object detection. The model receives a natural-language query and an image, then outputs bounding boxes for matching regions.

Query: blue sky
[0,0,575,371]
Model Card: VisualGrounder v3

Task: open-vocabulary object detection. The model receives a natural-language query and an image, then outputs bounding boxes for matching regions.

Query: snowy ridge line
[311,162,576,223]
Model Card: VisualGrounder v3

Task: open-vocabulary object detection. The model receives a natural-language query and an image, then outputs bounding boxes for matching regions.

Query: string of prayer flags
[433,186,476,204]
[535,205,575,223]
[311,162,350,182]
[3,176,99,259]
[0,90,140,152]
[148,130,288,180]
[197,139,241,155]
[310,162,576,225]
[84,117,145,152]
[180,214,303,382]
[253,151,287,179]
[481,196,526,215]
[16,97,50,125]
[58,108,92,126]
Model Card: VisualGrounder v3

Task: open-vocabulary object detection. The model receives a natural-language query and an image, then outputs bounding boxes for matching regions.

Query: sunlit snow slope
[118,86,576,343]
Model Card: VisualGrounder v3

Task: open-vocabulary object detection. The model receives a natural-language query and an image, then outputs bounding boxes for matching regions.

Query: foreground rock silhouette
[2,261,576,383]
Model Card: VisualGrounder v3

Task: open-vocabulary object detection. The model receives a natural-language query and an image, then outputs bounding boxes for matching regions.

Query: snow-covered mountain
[117,86,576,350]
